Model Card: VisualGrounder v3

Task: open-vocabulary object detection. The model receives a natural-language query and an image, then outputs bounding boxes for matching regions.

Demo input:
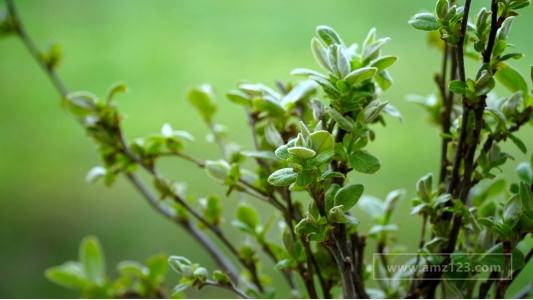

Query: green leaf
[265,122,284,148]
[507,132,527,154]
[519,182,533,213]
[242,150,278,161]
[45,261,87,290]
[328,205,360,224]
[309,130,334,154]
[85,166,107,184]
[358,195,384,219]
[146,253,168,286]
[296,170,313,187]
[375,70,393,91]
[348,150,381,174]
[371,56,398,71]
[334,183,364,212]
[316,25,343,46]
[79,236,106,286]
[310,151,335,167]
[325,184,340,214]
[213,270,230,285]
[516,162,533,185]
[290,68,326,78]
[64,91,97,117]
[325,106,353,131]
[503,194,523,223]
[205,160,229,184]
[193,267,208,284]
[288,146,316,159]
[344,67,377,85]
[449,80,467,95]
[274,145,291,160]
[226,90,252,108]
[105,82,129,103]
[320,170,344,181]
[368,224,398,235]
[117,260,148,278]
[409,13,440,31]
[168,256,192,277]
[172,281,192,296]
[281,80,317,106]
[236,203,259,229]
[268,168,298,186]
[495,62,529,95]
[311,38,331,72]
[336,46,351,78]
[187,84,216,122]
[309,75,340,98]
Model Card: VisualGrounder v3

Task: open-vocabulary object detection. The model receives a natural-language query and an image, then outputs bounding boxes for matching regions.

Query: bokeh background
[1,0,532,298]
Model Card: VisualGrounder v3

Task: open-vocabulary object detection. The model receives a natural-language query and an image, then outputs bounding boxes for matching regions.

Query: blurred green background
[1,0,532,298]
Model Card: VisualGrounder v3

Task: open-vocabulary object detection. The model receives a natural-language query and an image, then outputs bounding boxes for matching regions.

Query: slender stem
[203,280,251,299]
[409,214,427,294]
[478,270,500,298]
[438,44,452,185]
[495,241,513,298]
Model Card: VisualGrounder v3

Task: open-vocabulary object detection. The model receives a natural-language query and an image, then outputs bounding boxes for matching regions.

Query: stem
[478,270,500,298]
[495,241,512,298]
[203,280,251,299]
[409,214,427,294]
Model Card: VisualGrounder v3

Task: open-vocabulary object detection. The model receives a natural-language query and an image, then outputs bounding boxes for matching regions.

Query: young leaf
[274,145,291,160]
[309,130,334,154]
[325,106,353,131]
[344,67,377,85]
[205,160,229,184]
[268,168,298,186]
[449,80,467,95]
[236,203,259,229]
[516,162,533,185]
[495,63,529,95]
[334,183,364,211]
[288,146,316,159]
[117,260,148,278]
[187,84,217,122]
[105,81,129,103]
[45,261,87,290]
[408,13,440,31]
[85,166,107,184]
[311,38,331,72]
[316,25,343,46]
[79,236,106,286]
[348,150,381,174]
[168,256,192,276]
[507,132,527,154]
[146,253,168,286]
[371,56,398,71]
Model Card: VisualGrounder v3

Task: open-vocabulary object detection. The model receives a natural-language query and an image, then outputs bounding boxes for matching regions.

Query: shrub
[2,0,533,298]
